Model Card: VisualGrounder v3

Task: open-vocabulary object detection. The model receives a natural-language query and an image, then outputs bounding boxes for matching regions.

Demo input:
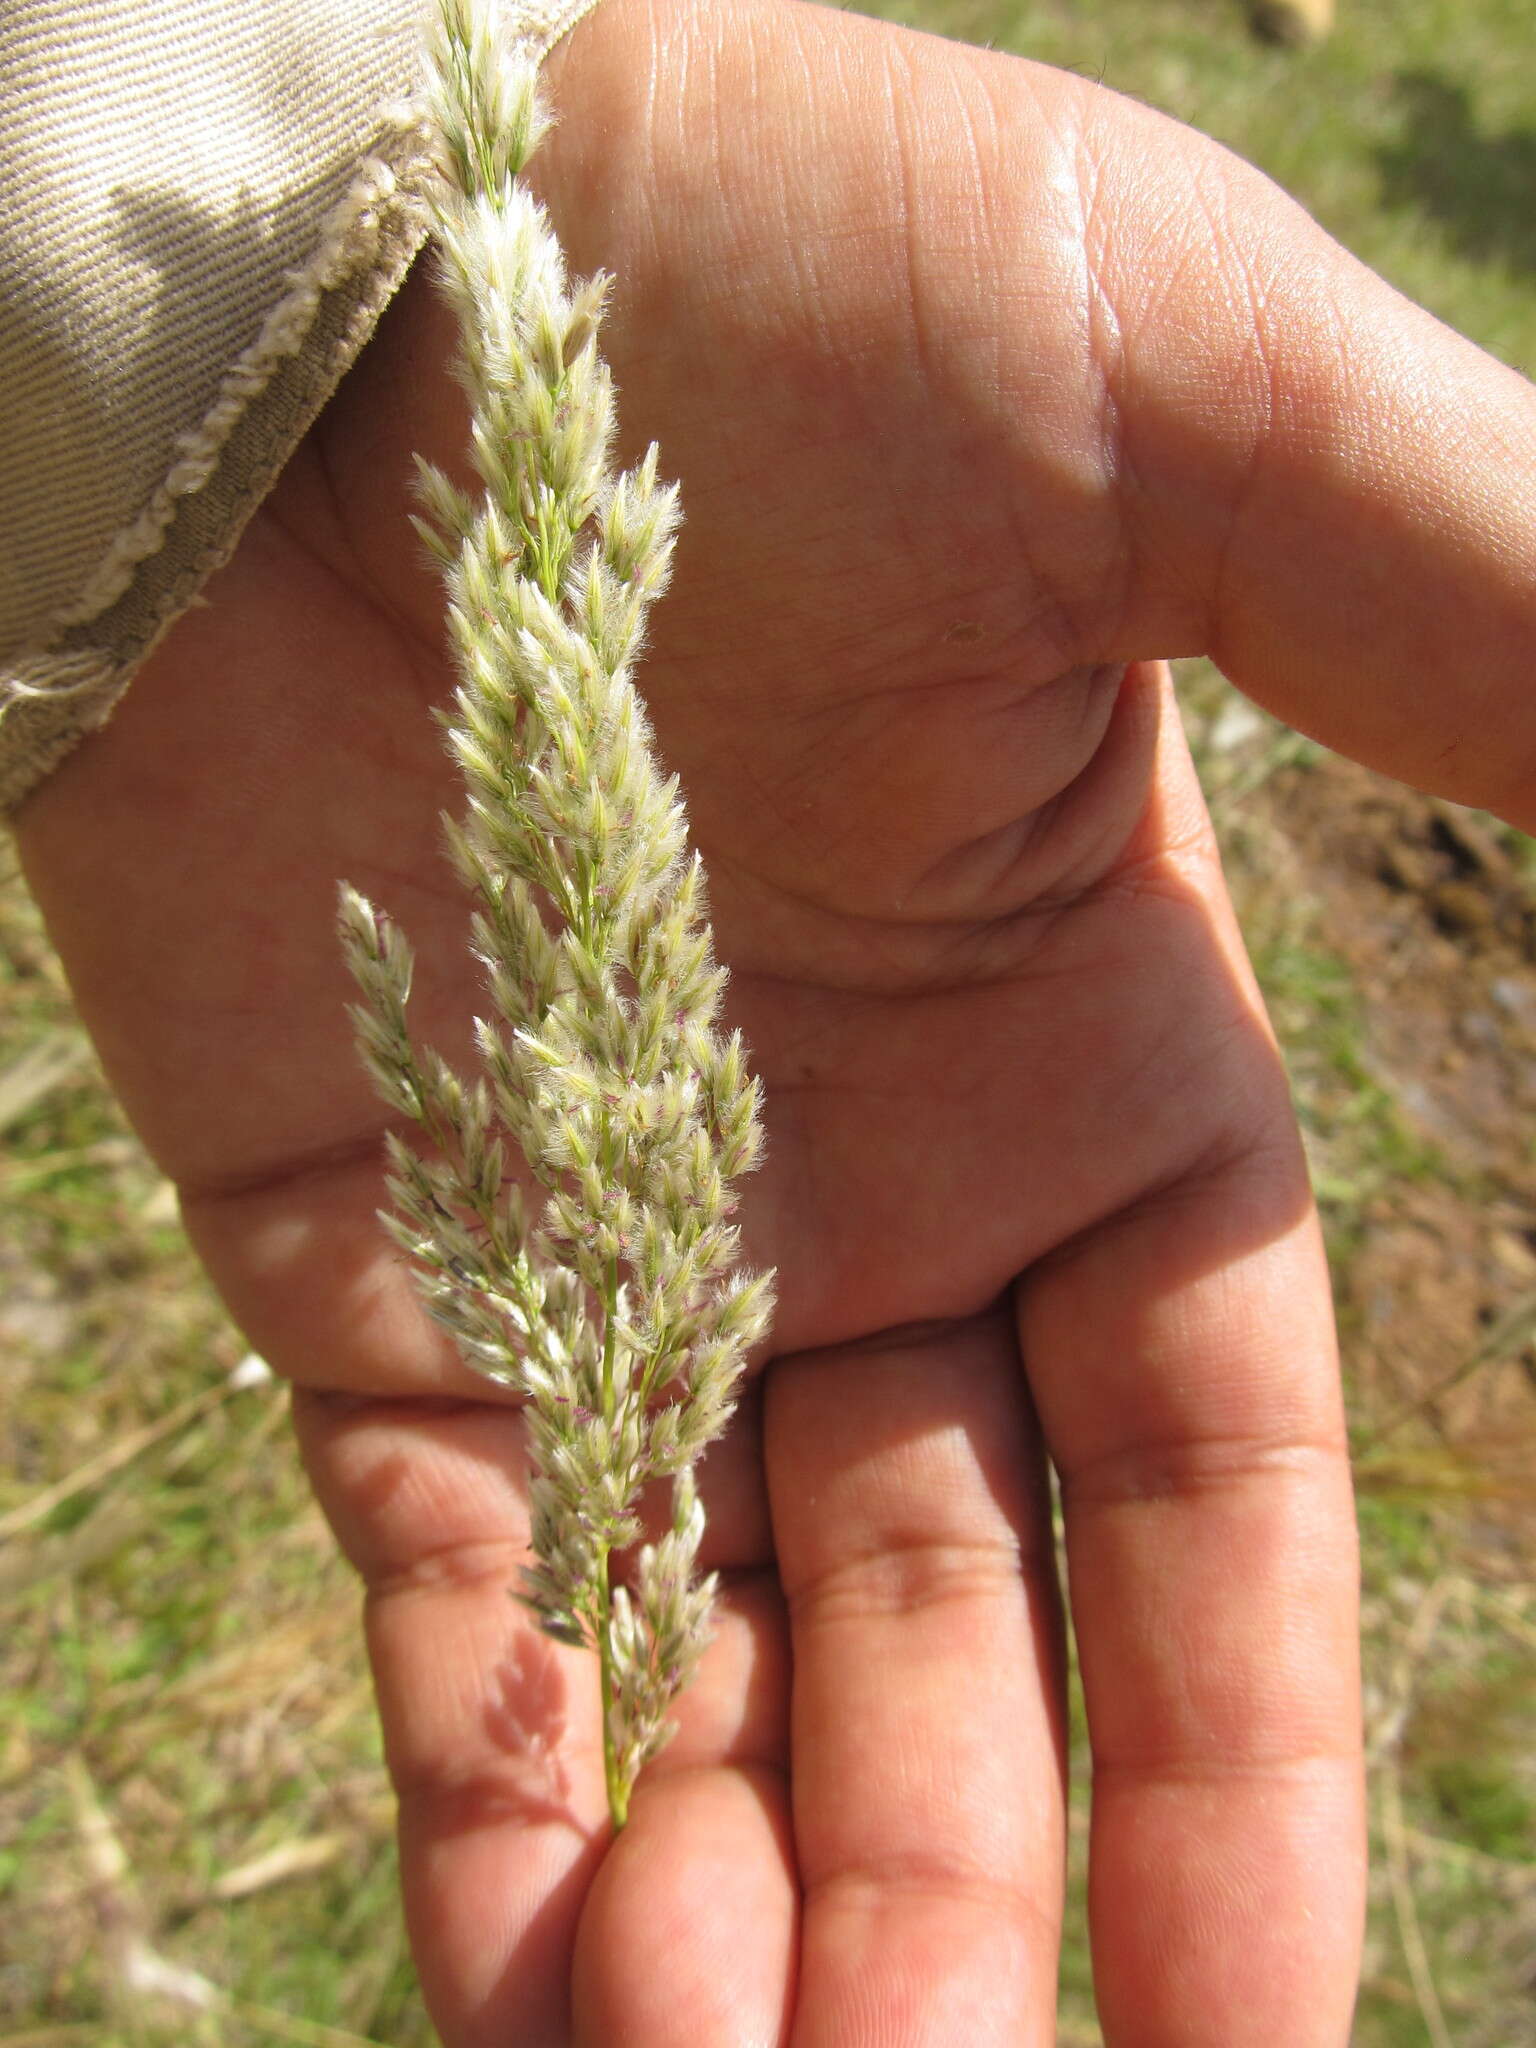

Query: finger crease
[788,1537,1028,1630]
[1063,1433,1346,1511]
[1091,1744,1364,1787]
[804,1858,1056,1946]
[366,1534,529,1601]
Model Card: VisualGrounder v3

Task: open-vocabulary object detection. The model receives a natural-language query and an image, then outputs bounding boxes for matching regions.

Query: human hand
[17,0,1536,2040]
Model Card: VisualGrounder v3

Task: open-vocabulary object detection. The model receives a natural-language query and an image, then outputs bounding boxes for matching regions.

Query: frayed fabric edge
[53,106,435,636]
[0,106,438,813]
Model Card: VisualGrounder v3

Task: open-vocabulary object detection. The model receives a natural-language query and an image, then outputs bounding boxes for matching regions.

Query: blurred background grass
[4,0,1535,2040]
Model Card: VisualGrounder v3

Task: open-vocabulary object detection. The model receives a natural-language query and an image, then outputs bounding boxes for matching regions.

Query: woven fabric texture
[0,0,598,811]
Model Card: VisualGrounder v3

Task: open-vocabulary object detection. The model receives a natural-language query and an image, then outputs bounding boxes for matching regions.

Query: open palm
[19,0,1536,2040]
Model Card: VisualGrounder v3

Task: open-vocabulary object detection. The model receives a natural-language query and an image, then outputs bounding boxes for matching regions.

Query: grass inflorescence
[340,0,774,1831]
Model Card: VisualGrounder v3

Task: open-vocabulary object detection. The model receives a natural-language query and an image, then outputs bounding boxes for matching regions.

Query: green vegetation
[6,0,1536,2038]
[1429,1755,1535,1863]
[0,862,431,2044]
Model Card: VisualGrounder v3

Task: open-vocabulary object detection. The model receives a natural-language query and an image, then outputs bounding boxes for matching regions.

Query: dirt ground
[1247,749,1536,1573]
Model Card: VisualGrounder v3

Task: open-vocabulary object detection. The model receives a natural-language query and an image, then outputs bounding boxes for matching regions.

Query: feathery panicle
[338,0,774,1828]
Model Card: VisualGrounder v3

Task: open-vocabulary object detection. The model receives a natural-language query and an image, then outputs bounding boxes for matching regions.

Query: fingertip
[572,1764,798,2048]
[1090,1759,1367,2047]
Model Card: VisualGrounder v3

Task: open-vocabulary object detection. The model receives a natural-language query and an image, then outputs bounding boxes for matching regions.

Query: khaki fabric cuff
[0,0,598,812]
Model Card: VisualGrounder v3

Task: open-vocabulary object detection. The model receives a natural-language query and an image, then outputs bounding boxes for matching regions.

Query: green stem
[595,1544,628,1830]
[595,1248,627,1829]
[600,1251,619,1424]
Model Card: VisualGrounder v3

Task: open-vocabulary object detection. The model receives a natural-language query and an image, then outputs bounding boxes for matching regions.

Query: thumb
[1085,84,1536,824]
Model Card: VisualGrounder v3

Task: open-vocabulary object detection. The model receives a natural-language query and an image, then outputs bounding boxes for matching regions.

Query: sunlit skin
[17,0,1536,2040]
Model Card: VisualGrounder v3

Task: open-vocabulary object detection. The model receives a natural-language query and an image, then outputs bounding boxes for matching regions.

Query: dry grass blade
[210,1833,351,1903]
[0,1028,89,1134]
[0,1389,218,1541]
[0,1365,264,1540]
[57,1760,393,2045]
[0,1492,152,1600]
[1382,1762,1456,2048]
[0,1136,138,1195]
[1367,1286,1536,1442]
[1205,727,1312,826]
[0,2029,102,2046]
[221,2003,394,2048]
[1472,1582,1536,1655]
[1376,1577,1458,2048]
[64,1752,221,2021]
[1404,1823,1536,1889]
